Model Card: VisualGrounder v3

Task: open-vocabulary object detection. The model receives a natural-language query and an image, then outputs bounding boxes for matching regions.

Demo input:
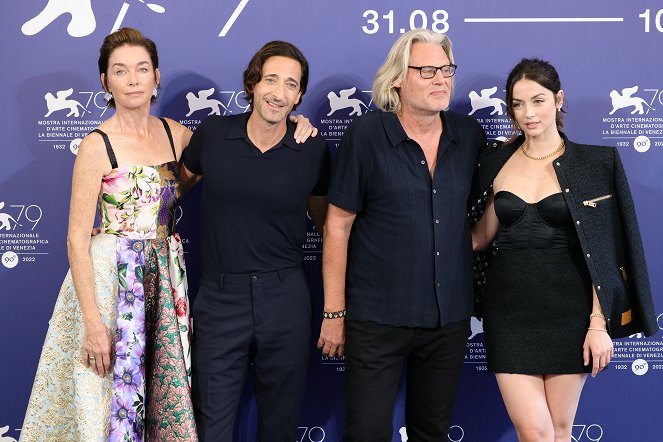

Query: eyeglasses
[408,64,457,79]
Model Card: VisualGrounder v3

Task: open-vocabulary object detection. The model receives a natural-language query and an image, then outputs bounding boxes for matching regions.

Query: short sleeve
[311,140,331,196]
[182,118,206,175]
[328,121,365,213]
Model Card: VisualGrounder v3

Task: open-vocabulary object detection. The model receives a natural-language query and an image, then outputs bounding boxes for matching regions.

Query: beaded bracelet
[589,313,606,321]
[323,309,346,319]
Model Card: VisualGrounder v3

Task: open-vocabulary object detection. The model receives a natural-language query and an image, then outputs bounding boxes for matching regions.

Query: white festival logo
[185,88,230,117]
[468,316,484,340]
[399,425,464,442]
[22,0,165,37]
[609,86,655,115]
[0,425,17,442]
[21,0,95,37]
[468,86,506,116]
[399,426,408,442]
[0,202,22,231]
[44,88,88,118]
[327,87,370,116]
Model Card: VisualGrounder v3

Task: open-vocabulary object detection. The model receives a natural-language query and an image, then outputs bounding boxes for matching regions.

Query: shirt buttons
[436,251,440,256]
[555,162,560,166]
[421,160,426,165]
[586,253,591,258]
[435,219,440,224]
[433,189,437,194]
[597,286,601,291]
[565,188,569,193]
[576,220,580,225]
[251,275,258,282]
[436,282,441,287]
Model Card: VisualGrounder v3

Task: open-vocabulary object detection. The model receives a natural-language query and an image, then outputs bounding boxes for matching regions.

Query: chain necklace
[521,139,565,160]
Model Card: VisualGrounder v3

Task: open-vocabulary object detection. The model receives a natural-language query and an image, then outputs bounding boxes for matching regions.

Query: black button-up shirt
[183,112,330,273]
[329,110,485,327]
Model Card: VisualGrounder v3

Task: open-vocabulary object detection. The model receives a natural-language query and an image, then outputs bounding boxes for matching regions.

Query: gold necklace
[521,139,565,160]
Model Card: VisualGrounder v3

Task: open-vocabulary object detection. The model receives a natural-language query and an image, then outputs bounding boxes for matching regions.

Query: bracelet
[323,309,346,319]
[587,327,607,332]
[589,313,606,321]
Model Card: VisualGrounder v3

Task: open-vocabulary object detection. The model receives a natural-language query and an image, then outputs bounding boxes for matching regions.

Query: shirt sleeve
[613,147,657,335]
[328,120,365,213]
[311,139,331,196]
[181,117,207,175]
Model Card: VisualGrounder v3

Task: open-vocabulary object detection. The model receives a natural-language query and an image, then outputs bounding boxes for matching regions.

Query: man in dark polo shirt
[181,41,330,442]
[317,29,486,441]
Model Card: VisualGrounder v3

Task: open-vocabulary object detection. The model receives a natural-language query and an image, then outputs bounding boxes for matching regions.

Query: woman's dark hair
[243,41,308,111]
[505,58,564,131]
[98,28,159,108]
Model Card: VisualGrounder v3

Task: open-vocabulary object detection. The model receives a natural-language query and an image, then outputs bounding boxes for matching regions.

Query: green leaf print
[102,193,119,206]
[135,264,144,283]
[118,263,128,288]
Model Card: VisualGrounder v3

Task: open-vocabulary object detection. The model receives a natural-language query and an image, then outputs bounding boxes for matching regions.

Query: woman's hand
[83,318,113,377]
[583,328,614,377]
[289,114,318,143]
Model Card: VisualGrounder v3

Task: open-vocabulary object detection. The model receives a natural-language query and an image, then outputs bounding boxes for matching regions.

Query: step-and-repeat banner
[1,1,662,441]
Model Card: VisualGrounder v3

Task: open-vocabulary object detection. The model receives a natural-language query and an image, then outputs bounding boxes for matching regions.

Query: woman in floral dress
[20,28,197,441]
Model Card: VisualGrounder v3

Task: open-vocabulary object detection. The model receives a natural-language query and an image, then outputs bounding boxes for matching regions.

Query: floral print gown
[21,122,197,441]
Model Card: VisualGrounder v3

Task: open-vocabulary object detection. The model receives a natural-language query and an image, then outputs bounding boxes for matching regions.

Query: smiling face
[249,55,302,126]
[510,78,563,140]
[101,44,159,110]
[394,42,452,117]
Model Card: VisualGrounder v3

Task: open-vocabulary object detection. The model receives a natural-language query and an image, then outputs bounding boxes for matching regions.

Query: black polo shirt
[329,110,485,327]
[183,112,330,273]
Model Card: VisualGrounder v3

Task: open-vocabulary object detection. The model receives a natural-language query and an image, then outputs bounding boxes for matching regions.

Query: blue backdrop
[1,1,662,441]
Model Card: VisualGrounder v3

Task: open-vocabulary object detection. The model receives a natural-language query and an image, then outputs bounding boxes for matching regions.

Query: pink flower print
[175,297,187,318]
[103,171,132,195]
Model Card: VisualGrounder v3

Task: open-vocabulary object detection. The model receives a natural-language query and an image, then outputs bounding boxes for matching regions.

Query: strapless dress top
[493,191,578,249]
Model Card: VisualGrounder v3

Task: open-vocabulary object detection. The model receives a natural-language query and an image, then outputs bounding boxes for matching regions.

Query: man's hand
[317,317,345,357]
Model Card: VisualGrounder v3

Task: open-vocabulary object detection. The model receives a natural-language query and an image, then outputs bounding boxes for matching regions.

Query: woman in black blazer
[471,58,657,442]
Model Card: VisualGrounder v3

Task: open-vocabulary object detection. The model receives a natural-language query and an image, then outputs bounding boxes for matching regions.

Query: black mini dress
[483,191,593,374]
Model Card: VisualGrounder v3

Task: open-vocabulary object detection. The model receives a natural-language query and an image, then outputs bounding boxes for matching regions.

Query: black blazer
[468,134,657,338]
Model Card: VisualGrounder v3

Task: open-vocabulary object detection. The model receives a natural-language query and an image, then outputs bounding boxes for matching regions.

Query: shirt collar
[381,110,455,147]
[226,111,302,151]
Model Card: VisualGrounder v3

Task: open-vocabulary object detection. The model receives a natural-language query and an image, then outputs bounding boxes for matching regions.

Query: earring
[152,86,158,98]
[104,91,113,102]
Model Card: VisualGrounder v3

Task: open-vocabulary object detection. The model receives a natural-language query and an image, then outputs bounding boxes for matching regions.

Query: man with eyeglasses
[317,29,486,440]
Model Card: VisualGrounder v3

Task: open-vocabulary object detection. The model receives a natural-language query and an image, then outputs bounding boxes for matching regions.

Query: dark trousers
[344,319,469,442]
[191,266,311,442]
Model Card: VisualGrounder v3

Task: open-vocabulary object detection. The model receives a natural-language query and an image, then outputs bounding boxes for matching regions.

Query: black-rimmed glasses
[408,64,457,79]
